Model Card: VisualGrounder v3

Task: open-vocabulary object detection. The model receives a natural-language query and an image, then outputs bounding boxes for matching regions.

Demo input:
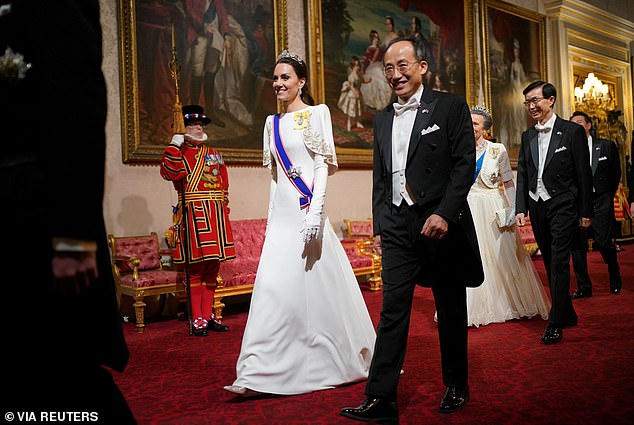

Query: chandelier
[574,73,614,115]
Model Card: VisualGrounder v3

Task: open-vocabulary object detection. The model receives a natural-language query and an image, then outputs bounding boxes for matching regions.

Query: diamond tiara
[471,105,491,117]
[277,50,305,66]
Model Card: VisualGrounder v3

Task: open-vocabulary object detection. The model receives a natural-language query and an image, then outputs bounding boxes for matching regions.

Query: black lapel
[544,117,563,169]
[529,130,539,169]
[380,106,395,174]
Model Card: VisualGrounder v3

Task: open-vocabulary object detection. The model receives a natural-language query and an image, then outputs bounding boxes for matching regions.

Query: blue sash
[473,151,485,184]
[273,114,313,209]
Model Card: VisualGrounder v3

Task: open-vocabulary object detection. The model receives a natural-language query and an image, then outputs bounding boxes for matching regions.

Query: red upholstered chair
[108,232,185,333]
[214,219,266,319]
[341,218,382,291]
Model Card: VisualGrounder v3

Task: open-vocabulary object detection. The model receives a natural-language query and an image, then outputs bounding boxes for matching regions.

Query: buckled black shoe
[540,325,562,344]
[571,290,592,299]
[193,327,208,337]
[439,385,469,413]
[340,398,398,423]
[208,321,230,332]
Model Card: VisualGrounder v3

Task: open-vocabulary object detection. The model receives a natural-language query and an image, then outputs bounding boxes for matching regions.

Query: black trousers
[571,192,621,290]
[529,194,578,327]
[366,203,468,400]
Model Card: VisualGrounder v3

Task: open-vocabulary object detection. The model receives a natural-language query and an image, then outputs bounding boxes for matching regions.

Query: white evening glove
[171,134,184,147]
[265,178,277,237]
[303,155,328,243]
[504,185,516,226]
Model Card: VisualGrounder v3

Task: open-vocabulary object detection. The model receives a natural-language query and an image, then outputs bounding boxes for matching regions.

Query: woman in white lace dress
[359,30,393,111]
[465,106,550,327]
[224,51,376,396]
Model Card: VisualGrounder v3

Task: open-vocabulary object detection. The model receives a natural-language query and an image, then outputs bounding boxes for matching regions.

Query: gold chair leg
[133,295,146,333]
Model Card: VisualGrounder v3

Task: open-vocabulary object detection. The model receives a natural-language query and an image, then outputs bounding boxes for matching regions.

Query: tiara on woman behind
[471,105,491,116]
[277,50,305,65]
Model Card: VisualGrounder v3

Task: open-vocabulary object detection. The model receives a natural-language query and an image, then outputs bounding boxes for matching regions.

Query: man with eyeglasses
[340,36,483,422]
[515,81,593,345]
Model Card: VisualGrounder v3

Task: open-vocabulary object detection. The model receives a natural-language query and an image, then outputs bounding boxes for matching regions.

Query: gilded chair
[341,218,382,291]
[108,232,185,333]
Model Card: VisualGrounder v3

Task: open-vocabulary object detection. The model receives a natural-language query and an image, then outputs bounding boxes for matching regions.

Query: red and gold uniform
[160,136,235,334]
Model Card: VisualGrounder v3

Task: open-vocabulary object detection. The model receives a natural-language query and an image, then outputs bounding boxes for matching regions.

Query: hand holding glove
[171,134,184,147]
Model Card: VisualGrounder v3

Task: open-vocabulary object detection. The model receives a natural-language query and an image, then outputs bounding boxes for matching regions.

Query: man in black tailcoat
[569,111,622,297]
[515,81,593,345]
[340,37,483,423]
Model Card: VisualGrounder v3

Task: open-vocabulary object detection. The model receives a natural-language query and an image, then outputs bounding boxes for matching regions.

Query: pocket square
[598,156,607,161]
[554,146,567,153]
[421,124,440,135]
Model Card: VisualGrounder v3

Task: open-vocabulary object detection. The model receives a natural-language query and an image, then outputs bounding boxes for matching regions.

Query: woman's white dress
[337,69,363,118]
[360,61,393,111]
[466,141,550,327]
[231,104,376,395]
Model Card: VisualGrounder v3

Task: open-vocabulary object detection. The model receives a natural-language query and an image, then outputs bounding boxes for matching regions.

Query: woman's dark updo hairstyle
[276,50,315,106]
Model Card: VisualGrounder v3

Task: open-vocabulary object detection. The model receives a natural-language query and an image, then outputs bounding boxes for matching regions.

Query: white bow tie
[535,122,552,133]
[393,97,420,116]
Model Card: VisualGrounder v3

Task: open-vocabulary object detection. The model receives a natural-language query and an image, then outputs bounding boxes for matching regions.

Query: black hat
[182,104,211,125]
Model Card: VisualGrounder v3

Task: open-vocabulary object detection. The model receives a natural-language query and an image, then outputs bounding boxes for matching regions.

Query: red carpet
[114,248,634,425]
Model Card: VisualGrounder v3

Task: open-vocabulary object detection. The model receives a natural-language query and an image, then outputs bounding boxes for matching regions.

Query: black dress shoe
[439,385,469,413]
[540,325,562,344]
[208,321,230,332]
[193,327,208,337]
[340,398,398,423]
[571,290,592,299]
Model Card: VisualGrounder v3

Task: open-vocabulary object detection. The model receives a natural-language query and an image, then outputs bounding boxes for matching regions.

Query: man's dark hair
[384,36,435,72]
[523,80,557,102]
[570,111,592,128]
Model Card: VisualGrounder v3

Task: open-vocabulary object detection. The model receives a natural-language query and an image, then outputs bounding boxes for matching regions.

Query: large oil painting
[481,0,546,164]
[307,0,475,167]
[118,0,286,164]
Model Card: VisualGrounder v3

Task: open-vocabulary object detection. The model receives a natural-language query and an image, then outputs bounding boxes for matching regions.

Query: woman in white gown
[224,51,376,396]
[359,30,393,111]
[466,106,550,327]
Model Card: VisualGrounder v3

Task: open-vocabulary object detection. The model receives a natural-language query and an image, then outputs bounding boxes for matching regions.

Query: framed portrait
[117,0,287,164]
[480,0,546,165]
[306,0,476,168]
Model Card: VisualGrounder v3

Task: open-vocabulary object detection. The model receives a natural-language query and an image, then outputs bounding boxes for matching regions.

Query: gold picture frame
[306,0,477,168]
[480,0,547,166]
[117,0,288,165]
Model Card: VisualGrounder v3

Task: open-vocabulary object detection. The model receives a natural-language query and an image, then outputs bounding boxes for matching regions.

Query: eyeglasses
[384,61,419,77]
[523,97,544,107]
